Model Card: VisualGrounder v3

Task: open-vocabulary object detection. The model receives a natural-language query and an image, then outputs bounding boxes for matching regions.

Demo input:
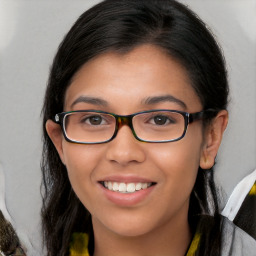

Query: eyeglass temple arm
[188,109,219,123]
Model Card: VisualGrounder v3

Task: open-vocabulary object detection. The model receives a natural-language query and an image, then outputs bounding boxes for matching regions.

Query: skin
[46,44,228,256]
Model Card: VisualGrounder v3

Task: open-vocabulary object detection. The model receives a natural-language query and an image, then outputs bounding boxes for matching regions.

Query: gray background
[0,0,255,255]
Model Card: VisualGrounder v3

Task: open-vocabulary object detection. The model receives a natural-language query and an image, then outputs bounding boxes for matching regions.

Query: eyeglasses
[54,109,216,144]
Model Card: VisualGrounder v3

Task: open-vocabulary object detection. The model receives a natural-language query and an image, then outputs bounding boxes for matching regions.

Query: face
[47,45,218,238]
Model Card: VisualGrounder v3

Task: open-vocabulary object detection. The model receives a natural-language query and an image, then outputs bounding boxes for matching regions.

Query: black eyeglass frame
[54,109,217,144]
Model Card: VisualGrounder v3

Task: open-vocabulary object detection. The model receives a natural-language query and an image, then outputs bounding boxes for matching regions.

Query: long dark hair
[41,0,229,255]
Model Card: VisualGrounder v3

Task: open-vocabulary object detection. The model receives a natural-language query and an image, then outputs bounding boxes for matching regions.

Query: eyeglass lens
[63,111,186,143]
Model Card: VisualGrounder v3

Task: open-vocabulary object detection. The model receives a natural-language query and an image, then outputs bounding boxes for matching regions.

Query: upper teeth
[103,181,152,193]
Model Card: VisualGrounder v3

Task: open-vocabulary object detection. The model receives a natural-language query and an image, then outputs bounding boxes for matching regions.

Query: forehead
[65,44,202,112]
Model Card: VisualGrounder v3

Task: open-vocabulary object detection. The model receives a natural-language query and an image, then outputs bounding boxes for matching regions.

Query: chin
[109,224,153,238]
[92,214,156,238]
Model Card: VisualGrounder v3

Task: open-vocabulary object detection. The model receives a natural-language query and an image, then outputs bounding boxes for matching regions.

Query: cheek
[61,143,103,198]
[150,133,203,195]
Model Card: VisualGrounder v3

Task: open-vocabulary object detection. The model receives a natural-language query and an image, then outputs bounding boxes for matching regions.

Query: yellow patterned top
[69,233,90,256]
[249,182,256,195]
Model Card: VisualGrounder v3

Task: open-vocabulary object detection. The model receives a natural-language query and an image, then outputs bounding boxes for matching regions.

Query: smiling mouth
[100,181,156,193]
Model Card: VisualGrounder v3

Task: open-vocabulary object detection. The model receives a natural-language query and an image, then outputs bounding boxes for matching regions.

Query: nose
[105,125,146,166]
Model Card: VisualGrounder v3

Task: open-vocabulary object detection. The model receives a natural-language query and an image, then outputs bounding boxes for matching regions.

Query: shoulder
[220,216,256,256]
[220,169,256,255]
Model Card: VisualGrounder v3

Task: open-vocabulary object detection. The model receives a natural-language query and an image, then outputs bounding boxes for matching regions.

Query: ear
[200,110,228,169]
[45,119,66,165]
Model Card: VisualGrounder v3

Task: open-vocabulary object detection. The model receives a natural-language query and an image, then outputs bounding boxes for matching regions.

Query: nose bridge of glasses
[115,115,137,136]
[117,115,133,128]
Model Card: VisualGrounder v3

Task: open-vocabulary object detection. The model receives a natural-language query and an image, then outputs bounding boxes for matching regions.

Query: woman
[41,0,233,255]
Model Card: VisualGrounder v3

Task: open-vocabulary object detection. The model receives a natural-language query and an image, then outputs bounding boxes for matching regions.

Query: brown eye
[153,115,168,125]
[88,115,103,125]
[80,115,105,125]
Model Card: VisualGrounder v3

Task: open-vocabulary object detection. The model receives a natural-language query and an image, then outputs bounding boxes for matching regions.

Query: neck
[92,210,192,256]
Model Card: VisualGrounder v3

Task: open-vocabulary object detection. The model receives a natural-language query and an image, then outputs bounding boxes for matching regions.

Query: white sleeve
[221,169,256,222]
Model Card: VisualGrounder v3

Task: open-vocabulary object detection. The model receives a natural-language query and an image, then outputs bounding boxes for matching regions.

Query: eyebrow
[142,95,187,109]
[71,96,108,107]
[71,94,186,109]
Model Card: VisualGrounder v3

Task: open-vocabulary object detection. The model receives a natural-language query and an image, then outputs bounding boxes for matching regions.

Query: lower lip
[99,184,155,207]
